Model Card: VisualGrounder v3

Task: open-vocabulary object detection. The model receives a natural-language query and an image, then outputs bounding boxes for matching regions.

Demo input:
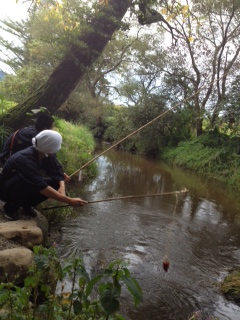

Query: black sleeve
[42,155,65,182]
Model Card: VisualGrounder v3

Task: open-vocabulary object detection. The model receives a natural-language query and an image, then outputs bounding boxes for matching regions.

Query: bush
[54,118,97,180]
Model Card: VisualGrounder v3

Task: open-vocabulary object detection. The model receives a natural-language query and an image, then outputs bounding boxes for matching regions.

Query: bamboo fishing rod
[69,72,229,179]
[42,188,188,210]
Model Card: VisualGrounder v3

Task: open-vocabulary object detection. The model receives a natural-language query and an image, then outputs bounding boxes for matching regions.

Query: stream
[57,147,240,320]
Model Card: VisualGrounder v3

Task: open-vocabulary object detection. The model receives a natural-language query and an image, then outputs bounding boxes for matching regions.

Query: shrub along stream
[161,131,240,191]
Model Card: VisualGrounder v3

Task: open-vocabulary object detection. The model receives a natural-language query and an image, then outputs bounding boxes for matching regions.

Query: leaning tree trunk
[0,0,129,130]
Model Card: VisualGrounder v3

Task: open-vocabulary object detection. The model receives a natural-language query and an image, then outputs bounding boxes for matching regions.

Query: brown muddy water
[57,147,240,320]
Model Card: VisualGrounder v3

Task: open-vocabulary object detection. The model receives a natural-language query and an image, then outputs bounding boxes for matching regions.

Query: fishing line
[162,193,179,272]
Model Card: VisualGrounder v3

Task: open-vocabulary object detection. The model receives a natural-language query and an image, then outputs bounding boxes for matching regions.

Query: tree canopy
[0,0,239,139]
[0,0,169,128]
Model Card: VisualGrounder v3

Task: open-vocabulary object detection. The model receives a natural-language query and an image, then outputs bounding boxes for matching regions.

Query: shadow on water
[58,147,240,320]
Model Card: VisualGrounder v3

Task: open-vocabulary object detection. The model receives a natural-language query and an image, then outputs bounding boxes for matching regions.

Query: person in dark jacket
[0,113,70,181]
[0,130,87,221]
[0,113,54,166]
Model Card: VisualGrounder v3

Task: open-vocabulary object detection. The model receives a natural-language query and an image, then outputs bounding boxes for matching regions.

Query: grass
[54,118,97,180]
[161,132,240,190]
[219,270,240,300]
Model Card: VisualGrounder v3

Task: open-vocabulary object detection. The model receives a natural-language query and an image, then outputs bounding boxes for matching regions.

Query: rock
[0,220,43,247]
[0,247,34,284]
[0,236,23,251]
[18,207,49,247]
[0,200,61,289]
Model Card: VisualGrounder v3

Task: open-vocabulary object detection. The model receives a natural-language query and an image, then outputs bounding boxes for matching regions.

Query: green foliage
[54,118,97,180]
[162,132,240,190]
[0,246,142,320]
[103,106,133,142]
[0,96,16,149]
[0,66,51,103]
[103,95,192,157]
[0,95,16,114]
[219,269,240,297]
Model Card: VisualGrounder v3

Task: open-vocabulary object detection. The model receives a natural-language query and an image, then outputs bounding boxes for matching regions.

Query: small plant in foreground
[0,246,142,319]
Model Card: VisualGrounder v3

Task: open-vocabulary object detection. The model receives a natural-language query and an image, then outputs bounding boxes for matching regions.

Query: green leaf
[37,304,48,312]
[86,274,102,297]
[24,275,35,287]
[0,291,9,304]
[100,295,120,314]
[73,300,82,315]
[99,282,121,314]
[123,268,130,277]
[121,275,142,305]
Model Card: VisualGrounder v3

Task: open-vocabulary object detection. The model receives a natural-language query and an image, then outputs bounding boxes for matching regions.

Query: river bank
[161,131,240,191]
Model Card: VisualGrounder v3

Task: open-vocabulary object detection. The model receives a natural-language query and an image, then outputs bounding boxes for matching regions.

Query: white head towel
[32,129,62,154]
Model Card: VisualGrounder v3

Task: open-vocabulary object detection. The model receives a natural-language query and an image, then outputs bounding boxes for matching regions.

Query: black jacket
[0,146,64,192]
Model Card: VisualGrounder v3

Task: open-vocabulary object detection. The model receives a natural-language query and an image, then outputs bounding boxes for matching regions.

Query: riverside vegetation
[0,246,142,320]
[161,130,240,191]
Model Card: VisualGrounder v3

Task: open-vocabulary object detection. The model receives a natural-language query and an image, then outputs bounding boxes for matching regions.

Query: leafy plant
[219,269,240,297]
[54,118,97,180]
[0,246,142,320]
[0,95,14,149]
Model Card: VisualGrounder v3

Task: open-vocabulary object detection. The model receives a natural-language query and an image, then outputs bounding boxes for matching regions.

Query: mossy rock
[219,269,240,304]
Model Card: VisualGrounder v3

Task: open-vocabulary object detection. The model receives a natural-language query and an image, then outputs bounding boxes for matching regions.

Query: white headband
[32,130,62,154]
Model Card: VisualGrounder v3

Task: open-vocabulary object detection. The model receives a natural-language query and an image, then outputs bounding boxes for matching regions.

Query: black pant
[0,174,59,208]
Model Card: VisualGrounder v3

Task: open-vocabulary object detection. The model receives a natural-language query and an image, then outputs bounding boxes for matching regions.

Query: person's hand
[68,198,88,207]
[64,173,71,182]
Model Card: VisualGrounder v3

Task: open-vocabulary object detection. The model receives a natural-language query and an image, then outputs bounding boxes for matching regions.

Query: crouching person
[0,130,88,221]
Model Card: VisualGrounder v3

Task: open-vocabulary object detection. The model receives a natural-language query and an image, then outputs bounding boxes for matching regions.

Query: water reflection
[58,148,240,320]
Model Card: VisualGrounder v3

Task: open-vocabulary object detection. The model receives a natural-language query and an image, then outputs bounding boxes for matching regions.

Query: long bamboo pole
[42,189,188,210]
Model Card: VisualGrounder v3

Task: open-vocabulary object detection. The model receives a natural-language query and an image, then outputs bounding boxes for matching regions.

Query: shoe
[3,203,19,221]
[22,206,38,217]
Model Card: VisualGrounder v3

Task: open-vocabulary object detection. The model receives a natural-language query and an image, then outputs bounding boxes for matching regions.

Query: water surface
[58,148,240,320]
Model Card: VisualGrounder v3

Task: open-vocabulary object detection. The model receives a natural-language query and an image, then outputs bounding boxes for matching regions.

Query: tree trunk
[0,0,129,130]
[196,117,203,136]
